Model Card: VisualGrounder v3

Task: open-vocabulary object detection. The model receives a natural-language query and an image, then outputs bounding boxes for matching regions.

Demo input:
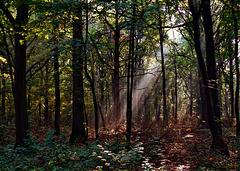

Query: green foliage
[0,133,148,170]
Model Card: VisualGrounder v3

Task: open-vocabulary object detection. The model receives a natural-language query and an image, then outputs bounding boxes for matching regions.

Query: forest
[0,0,239,170]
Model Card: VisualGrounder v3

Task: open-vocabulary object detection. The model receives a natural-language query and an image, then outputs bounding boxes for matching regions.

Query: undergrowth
[1,125,240,170]
[0,130,148,170]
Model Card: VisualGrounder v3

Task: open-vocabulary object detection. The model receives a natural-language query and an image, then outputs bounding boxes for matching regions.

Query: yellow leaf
[169,122,172,128]
[3,73,9,78]
[0,56,7,63]
[45,35,49,40]
[19,39,24,45]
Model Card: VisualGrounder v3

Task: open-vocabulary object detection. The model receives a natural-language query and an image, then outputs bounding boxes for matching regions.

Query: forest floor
[96,119,240,170]
[133,121,240,170]
[1,119,240,170]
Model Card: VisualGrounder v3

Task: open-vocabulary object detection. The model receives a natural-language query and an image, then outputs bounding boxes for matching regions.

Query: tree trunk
[188,0,229,156]
[233,9,239,136]
[14,2,29,147]
[113,0,121,123]
[70,4,87,143]
[202,0,222,135]
[229,42,234,120]
[54,34,60,135]
[155,79,161,121]
[27,69,32,127]
[159,21,167,127]
[126,1,135,145]
[174,58,178,123]
[156,0,167,126]
[44,63,49,127]
[1,71,6,124]
[38,68,43,127]
[198,65,208,127]
[190,73,193,116]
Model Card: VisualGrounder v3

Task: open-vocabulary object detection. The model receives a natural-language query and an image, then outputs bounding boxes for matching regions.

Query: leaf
[169,122,172,128]
[45,35,49,40]
[19,39,24,45]
[0,56,7,63]
[186,128,191,132]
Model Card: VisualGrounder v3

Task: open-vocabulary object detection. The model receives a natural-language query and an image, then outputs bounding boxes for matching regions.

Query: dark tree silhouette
[70,4,87,143]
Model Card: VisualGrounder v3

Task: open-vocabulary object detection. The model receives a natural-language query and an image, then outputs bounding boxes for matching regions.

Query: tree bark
[126,1,135,145]
[14,2,29,147]
[113,0,121,123]
[70,4,87,143]
[198,65,208,127]
[202,0,222,135]
[44,63,49,127]
[1,68,6,125]
[190,73,193,116]
[174,58,178,123]
[229,42,234,119]
[54,33,60,135]
[159,19,167,127]
[233,9,239,136]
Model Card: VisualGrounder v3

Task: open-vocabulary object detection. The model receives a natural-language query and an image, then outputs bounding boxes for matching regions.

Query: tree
[53,24,60,135]
[157,0,167,126]
[112,0,121,123]
[70,2,87,143]
[202,0,222,135]
[126,0,136,145]
[188,0,229,156]
[232,8,239,136]
[0,1,29,147]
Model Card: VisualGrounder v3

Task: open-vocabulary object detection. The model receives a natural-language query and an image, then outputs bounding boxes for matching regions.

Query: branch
[0,2,15,27]
[104,17,115,31]
[157,21,193,29]
[26,57,51,82]
[140,15,192,30]
[89,34,112,69]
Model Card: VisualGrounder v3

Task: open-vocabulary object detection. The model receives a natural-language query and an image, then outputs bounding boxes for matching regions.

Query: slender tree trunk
[1,71,6,124]
[159,21,167,126]
[155,79,160,121]
[126,1,135,145]
[70,4,87,143]
[190,73,193,116]
[233,9,239,136]
[156,0,167,126]
[54,34,60,135]
[229,44,234,120]
[84,52,99,140]
[38,69,43,127]
[113,0,121,123]
[44,64,49,127]
[27,69,32,127]
[174,58,178,123]
[99,68,106,128]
